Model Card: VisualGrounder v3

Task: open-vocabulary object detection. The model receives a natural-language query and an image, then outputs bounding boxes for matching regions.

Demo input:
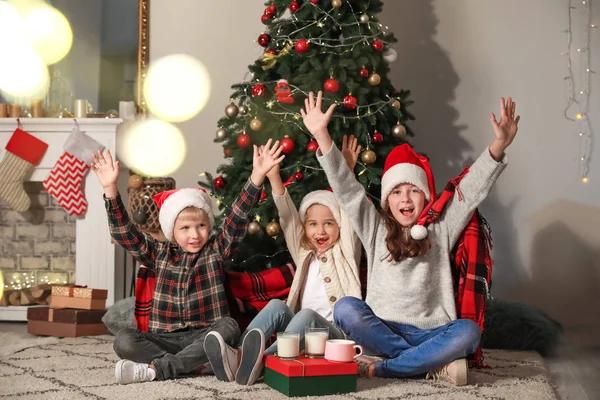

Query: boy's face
[387,183,426,227]
[304,204,340,254]
[172,209,210,253]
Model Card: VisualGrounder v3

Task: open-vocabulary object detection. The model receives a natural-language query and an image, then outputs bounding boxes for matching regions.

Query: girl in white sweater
[205,138,363,386]
[302,91,520,386]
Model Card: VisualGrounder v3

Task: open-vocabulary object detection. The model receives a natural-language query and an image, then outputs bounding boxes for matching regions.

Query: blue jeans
[241,299,345,355]
[333,296,481,378]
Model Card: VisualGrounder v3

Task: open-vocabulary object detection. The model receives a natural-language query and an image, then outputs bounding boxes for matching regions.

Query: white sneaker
[425,358,468,386]
[115,360,156,384]
[235,328,265,385]
[204,331,239,382]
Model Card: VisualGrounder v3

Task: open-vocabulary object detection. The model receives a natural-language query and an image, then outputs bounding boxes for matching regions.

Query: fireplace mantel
[0,118,121,320]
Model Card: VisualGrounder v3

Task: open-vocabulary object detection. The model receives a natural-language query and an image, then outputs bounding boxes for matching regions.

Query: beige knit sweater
[273,189,362,316]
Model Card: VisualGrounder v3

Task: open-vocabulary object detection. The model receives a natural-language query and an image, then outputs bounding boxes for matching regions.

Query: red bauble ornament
[214,176,226,189]
[293,172,304,182]
[343,94,358,110]
[307,140,319,152]
[372,40,384,51]
[310,0,319,3]
[237,133,251,148]
[252,84,266,97]
[295,39,310,53]
[261,14,272,24]
[267,4,276,15]
[260,190,268,202]
[324,78,339,94]
[289,1,300,12]
[373,132,384,143]
[281,136,295,154]
[360,67,369,77]
[224,148,232,157]
[258,34,271,47]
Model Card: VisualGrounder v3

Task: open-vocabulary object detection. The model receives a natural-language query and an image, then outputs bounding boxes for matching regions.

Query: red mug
[324,339,363,363]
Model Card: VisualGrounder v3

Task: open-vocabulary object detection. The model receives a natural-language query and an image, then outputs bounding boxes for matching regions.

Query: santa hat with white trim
[381,144,436,240]
[152,188,214,242]
[298,190,341,225]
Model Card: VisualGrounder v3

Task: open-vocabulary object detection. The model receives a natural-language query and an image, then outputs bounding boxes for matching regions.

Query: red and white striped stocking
[43,127,104,216]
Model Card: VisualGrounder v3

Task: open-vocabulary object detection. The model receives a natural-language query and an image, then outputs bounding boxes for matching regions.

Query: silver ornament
[391,124,407,138]
[225,103,239,118]
[248,221,261,235]
[239,105,249,115]
[216,128,227,140]
[359,14,369,23]
[383,48,397,63]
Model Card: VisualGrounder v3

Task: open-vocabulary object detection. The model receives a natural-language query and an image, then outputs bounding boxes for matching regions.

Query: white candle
[277,332,300,359]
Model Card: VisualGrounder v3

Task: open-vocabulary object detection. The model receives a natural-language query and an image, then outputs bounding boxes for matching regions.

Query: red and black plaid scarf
[426,166,493,368]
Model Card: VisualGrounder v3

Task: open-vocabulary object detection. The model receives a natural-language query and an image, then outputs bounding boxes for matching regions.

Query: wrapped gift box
[27,306,107,337]
[50,285,107,310]
[264,355,358,397]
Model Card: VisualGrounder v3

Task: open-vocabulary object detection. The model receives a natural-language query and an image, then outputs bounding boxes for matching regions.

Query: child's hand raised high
[250,138,285,187]
[301,91,336,139]
[91,149,119,198]
[489,97,520,160]
[342,135,362,171]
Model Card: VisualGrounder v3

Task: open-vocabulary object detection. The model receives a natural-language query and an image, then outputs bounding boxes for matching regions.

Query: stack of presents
[27,285,108,337]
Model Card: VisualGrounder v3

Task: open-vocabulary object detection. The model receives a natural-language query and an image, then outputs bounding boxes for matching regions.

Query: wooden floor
[1,321,598,399]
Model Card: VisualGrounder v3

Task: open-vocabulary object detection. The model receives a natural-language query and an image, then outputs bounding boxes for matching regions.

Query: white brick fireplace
[0,118,121,320]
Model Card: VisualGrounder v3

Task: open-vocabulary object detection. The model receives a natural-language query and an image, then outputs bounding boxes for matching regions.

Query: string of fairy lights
[564,0,596,183]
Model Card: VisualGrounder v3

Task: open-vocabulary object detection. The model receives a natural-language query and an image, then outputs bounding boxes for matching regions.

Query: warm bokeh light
[144,54,211,122]
[22,4,73,65]
[0,45,49,102]
[0,1,25,39]
[122,120,187,177]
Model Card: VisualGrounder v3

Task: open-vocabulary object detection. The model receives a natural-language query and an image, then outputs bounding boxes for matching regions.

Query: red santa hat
[381,144,436,240]
[153,188,214,242]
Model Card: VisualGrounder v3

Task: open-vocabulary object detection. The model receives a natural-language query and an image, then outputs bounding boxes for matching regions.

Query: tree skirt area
[0,334,557,399]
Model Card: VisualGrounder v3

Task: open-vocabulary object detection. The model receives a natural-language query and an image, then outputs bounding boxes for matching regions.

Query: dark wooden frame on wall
[137,0,150,116]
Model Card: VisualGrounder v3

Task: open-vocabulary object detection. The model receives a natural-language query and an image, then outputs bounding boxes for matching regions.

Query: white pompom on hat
[152,188,214,242]
[380,143,437,240]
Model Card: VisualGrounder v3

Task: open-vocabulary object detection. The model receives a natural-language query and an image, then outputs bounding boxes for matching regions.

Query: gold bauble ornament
[250,118,262,131]
[368,73,381,86]
[225,103,239,118]
[391,124,407,138]
[248,221,261,235]
[391,99,401,109]
[332,0,342,8]
[359,14,369,23]
[216,128,227,140]
[239,105,249,115]
[128,174,143,189]
[360,149,377,164]
[266,221,281,237]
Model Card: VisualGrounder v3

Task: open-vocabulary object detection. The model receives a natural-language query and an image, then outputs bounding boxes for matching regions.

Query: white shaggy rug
[0,333,558,399]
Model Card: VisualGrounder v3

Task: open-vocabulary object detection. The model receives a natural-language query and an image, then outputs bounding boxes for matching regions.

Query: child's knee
[456,319,481,353]
[113,328,138,359]
[333,296,363,325]
[214,317,240,344]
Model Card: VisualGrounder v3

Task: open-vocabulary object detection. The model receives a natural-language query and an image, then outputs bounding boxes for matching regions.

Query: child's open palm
[490,97,520,147]
[253,139,285,177]
[300,91,336,138]
[91,149,119,189]
[342,135,362,170]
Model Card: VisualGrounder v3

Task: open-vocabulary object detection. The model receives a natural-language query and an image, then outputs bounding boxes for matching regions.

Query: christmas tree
[199,0,415,272]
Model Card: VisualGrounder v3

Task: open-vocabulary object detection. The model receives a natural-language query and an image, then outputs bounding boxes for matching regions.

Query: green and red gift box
[264,355,358,397]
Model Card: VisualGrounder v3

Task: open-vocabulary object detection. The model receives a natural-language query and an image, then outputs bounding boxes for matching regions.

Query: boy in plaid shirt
[91,139,285,384]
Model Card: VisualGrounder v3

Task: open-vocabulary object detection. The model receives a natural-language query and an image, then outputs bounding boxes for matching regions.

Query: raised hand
[490,97,520,148]
[300,91,336,139]
[250,138,285,186]
[342,135,362,171]
[91,150,119,197]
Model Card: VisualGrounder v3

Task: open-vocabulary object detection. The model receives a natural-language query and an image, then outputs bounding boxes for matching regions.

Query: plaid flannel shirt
[105,179,262,333]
